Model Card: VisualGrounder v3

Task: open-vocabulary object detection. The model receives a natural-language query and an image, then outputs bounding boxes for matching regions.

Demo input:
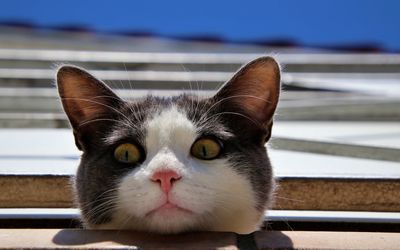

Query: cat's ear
[56,65,123,130]
[213,56,280,141]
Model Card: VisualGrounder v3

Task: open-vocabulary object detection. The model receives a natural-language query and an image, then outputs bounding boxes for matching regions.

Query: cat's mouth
[145,202,193,217]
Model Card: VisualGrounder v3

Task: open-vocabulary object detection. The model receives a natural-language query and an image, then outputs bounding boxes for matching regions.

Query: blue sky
[0,0,399,50]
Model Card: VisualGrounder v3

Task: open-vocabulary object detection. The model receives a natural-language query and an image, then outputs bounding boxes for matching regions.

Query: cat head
[57,57,280,234]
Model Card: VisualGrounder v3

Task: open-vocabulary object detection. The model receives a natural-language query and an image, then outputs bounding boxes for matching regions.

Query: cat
[56,56,280,234]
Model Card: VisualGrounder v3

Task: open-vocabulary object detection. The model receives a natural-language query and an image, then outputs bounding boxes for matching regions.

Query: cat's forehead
[106,95,234,146]
[146,106,197,148]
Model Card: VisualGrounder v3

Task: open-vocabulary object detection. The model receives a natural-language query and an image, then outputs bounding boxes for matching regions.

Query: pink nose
[150,170,181,193]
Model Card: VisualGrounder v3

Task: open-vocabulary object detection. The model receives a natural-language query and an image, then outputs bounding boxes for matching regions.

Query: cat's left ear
[56,65,123,129]
[213,56,280,141]
[56,65,124,150]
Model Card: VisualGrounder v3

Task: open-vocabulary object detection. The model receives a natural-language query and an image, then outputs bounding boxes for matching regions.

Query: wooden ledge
[0,229,399,249]
[1,175,400,211]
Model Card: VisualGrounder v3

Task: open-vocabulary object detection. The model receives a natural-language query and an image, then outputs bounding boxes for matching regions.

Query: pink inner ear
[242,90,273,123]
[61,74,109,122]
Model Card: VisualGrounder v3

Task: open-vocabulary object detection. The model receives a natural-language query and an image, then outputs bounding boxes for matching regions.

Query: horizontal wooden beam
[0,175,399,212]
[0,229,398,249]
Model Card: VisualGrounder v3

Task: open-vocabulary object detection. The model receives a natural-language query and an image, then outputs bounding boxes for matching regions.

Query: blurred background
[0,0,399,175]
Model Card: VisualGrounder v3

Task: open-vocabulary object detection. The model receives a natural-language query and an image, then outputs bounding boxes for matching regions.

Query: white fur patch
[98,106,260,233]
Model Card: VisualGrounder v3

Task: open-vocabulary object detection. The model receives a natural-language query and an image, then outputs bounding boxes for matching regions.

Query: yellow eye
[191,137,222,160]
[114,143,142,164]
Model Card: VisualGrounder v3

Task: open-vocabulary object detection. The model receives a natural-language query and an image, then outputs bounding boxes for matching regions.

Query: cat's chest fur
[57,56,280,234]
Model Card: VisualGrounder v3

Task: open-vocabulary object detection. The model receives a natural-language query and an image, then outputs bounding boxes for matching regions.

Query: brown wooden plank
[274,178,400,212]
[0,176,73,208]
[1,176,400,212]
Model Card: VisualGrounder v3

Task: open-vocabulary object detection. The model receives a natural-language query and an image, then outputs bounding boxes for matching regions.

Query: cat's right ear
[212,57,280,142]
[57,66,123,148]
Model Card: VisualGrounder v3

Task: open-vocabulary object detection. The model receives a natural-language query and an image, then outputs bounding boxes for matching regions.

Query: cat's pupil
[125,151,129,161]
[202,146,207,157]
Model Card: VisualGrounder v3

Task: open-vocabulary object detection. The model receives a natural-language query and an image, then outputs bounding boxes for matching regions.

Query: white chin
[143,210,201,233]
[93,207,203,233]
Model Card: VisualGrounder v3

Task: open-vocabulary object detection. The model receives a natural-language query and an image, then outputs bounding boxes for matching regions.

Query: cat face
[57,57,280,234]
